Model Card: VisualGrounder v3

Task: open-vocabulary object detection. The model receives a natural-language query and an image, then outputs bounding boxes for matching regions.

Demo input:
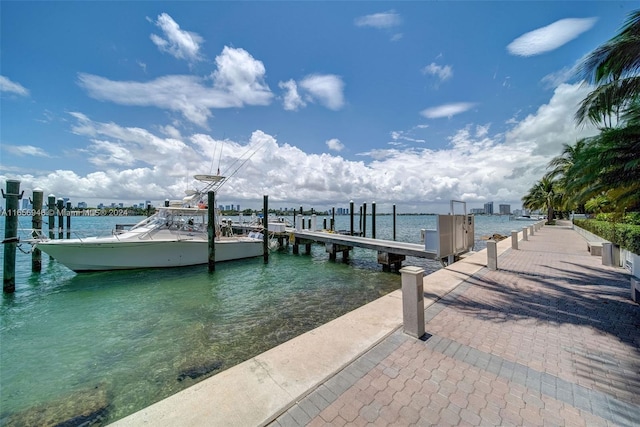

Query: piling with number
[31,189,43,272]
[3,180,22,293]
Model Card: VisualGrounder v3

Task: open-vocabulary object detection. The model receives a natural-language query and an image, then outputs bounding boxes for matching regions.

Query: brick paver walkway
[272,223,640,426]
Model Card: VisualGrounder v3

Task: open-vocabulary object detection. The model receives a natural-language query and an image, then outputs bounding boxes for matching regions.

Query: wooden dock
[291,230,438,271]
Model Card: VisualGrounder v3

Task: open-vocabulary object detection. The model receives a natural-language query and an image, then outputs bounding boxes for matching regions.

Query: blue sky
[1,2,636,213]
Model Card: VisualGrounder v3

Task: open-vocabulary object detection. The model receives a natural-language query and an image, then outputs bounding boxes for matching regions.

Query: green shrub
[574,219,640,254]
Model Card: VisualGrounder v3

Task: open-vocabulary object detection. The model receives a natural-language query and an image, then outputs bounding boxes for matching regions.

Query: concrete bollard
[311,214,317,231]
[522,227,528,241]
[400,266,425,339]
[487,240,498,271]
[631,277,639,303]
[295,215,302,232]
[529,225,534,236]
[511,230,518,250]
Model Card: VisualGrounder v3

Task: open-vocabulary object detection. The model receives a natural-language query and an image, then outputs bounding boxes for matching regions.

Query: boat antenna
[217,140,224,176]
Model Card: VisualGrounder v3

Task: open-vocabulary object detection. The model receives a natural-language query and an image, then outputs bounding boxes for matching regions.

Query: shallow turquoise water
[0,213,530,425]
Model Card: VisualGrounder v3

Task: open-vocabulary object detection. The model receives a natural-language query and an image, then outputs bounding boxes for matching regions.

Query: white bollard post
[400,266,425,339]
[311,214,317,231]
[487,240,498,270]
[522,227,528,241]
[295,215,302,232]
[529,225,534,236]
[511,230,518,250]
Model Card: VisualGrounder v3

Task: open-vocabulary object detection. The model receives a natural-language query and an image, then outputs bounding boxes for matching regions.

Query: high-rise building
[484,202,494,215]
[499,204,511,215]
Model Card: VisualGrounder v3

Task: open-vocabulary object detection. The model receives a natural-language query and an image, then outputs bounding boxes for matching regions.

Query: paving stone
[271,224,639,427]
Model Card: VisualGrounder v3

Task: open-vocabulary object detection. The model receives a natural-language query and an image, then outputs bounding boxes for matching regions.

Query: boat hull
[37,238,264,272]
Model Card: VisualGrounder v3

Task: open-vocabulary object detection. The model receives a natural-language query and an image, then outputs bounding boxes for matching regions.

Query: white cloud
[4,83,601,212]
[3,145,51,157]
[0,76,29,96]
[354,10,402,29]
[77,46,272,127]
[299,74,345,110]
[420,102,476,119]
[326,138,345,152]
[422,63,453,83]
[279,79,306,111]
[507,17,597,57]
[150,13,203,62]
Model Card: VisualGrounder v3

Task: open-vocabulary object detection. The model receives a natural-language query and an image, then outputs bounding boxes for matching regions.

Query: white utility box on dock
[424,214,475,260]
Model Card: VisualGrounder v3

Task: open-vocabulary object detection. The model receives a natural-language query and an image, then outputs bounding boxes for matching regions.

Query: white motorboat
[33,175,264,272]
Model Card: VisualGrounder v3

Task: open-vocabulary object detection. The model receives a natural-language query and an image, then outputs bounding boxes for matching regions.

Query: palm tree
[576,10,640,127]
[522,175,560,222]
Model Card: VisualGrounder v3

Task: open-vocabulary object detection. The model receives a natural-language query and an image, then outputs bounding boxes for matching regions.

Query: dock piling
[372,201,376,239]
[48,195,56,239]
[263,195,269,264]
[66,201,71,239]
[349,200,354,236]
[31,189,43,272]
[3,180,22,293]
[393,204,397,241]
[362,203,367,238]
[57,198,64,239]
[208,191,215,272]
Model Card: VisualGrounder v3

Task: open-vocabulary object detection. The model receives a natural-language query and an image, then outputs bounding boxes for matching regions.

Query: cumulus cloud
[279,79,306,111]
[420,102,476,119]
[77,46,272,127]
[326,138,345,152]
[422,63,453,84]
[354,10,401,29]
[0,76,29,96]
[150,13,203,62]
[3,83,600,212]
[278,75,345,111]
[507,17,597,57]
[298,74,345,110]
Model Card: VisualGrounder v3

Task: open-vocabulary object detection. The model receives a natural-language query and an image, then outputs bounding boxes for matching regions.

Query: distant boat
[32,175,264,272]
[512,215,544,221]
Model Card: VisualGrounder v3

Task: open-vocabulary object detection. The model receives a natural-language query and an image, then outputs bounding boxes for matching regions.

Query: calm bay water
[0,213,531,425]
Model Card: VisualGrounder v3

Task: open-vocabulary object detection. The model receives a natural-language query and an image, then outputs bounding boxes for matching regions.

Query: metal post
[208,191,215,272]
[263,195,269,264]
[3,180,22,293]
[400,266,425,339]
[31,189,43,272]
